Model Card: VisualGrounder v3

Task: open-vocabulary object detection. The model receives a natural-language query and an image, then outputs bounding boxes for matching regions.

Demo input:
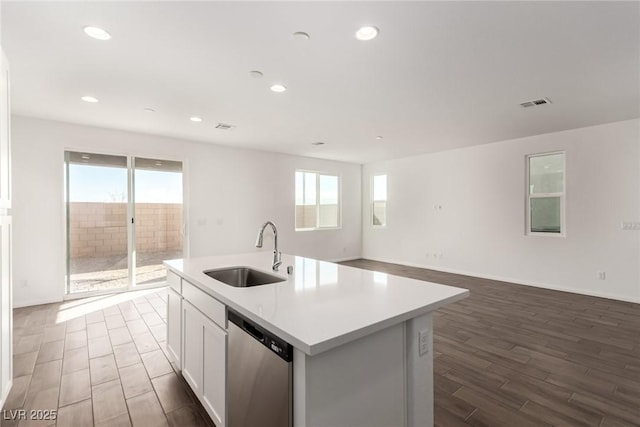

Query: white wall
[362,119,640,303]
[13,115,640,306]
[12,116,362,307]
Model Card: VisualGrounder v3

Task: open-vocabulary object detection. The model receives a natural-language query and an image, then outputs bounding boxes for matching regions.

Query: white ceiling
[2,1,638,164]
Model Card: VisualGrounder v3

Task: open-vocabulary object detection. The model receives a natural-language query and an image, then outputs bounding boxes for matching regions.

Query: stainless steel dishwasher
[227,310,293,427]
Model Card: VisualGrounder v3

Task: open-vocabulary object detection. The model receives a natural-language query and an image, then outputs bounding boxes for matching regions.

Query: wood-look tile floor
[341,259,640,427]
[2,288,214,427]
[5,263,640,427]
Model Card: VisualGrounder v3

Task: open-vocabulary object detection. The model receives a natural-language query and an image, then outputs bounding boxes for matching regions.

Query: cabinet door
[202,318,227,427]
[182,301,203,395]
[167,287,182,369]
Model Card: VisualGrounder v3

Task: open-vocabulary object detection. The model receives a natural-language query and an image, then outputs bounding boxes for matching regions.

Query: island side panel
[296,323,406,427]
[293,348,307,427]
[405,312,434,427]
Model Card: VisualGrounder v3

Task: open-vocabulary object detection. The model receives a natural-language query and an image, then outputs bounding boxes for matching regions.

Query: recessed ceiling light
[270,84,287,93]
[375,136,383,140]
[292,31,310,40]
[311,141,325,146]
[83,26,111,41]
[190,116,203,122]
[81,96,99,103]
[356,26,379,41]
[143,108,155,113]
[249,70,264,78]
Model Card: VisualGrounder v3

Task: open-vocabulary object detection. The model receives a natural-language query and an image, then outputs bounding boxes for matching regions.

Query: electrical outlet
[622,222,640,231]
[418,330,430,357]
[597,271,606,280]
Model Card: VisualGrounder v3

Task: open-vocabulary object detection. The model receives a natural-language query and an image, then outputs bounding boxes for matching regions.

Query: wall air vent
[520,97,552,108]
[215,123,235,130]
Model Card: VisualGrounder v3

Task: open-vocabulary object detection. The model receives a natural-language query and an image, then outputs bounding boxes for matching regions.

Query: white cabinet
[181,299,227,427]
[0,48,12,407]
[182,300,204,395]
[202,314,227,427]
[167,270,181,293]
[166,287,182,369]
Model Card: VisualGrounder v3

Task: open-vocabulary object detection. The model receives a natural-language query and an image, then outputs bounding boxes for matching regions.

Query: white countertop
[164,252,469,356]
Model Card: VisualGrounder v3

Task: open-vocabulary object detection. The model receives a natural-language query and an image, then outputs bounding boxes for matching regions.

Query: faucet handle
[272,250,282,271]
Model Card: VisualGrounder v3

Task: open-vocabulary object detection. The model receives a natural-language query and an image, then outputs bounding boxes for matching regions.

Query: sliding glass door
[65,151,183,296]
[133,158,183,286]
[65,152,129,294]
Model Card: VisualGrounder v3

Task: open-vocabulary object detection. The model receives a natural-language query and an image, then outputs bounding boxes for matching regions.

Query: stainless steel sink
[203,267,285,288]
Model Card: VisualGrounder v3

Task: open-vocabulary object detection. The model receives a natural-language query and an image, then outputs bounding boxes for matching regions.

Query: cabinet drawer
[167,270,181,293]
[182,280,226,329]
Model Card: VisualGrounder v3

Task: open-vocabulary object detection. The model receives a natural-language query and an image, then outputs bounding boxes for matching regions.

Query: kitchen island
[164,252,468,427]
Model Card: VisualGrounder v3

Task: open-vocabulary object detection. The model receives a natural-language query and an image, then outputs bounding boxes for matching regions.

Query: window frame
[525,151,566,237]
[371,174,387,228]
[295,169,341,231]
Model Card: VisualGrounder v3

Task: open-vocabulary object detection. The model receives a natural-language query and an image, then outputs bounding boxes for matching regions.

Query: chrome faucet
[255,221,282,271]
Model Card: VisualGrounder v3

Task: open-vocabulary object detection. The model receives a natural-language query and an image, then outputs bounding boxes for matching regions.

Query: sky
[373,174,387,201]
[69,164,183,203]
[295,171,339,205]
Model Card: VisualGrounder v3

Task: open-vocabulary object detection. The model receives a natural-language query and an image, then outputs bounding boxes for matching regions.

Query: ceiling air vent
[215,123,235,130]
[520,97,552,108]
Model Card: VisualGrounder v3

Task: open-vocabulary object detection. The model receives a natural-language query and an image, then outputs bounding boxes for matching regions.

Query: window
[372,174,387,227]
[295,171,340,230]
[526,152,565,235]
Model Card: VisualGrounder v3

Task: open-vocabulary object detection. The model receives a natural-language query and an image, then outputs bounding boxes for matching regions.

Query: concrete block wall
[295,204,339,229]
[134,203,183,253]
[69,202,182,258]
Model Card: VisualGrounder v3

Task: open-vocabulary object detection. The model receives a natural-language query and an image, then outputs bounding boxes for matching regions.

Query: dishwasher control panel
[267,337,291,360]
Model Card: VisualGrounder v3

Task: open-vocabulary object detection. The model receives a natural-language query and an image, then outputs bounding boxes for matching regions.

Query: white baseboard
[13,297,63,309]
[362,256,640,304]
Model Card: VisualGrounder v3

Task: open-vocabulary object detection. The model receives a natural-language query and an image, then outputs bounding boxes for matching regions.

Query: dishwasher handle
[243,322,265,343]
[228,309,293,362]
